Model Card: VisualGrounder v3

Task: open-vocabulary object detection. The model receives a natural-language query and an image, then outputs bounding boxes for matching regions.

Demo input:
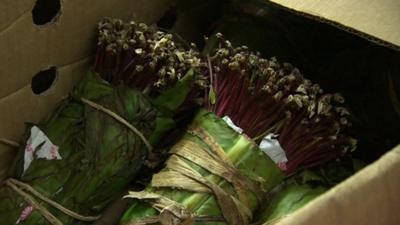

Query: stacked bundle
[0,19,203,225]
[121,34,356,225]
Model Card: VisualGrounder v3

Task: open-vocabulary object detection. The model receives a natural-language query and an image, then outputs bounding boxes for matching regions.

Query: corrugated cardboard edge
[277,144,400,225]
[267,0,400,51]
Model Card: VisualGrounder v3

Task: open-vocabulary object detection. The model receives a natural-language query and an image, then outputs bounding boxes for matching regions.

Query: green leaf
[151,69,196,113]
[148,117,176,145]
[256,182,327,223]
[299,170,323,184]
[209,87,217,105]
[72,69,113,100]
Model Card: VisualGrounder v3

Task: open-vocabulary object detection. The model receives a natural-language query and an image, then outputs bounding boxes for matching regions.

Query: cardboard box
[266,1,400,224]
[0,0,399,224]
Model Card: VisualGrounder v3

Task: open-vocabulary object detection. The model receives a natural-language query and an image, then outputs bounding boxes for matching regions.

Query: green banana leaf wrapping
[121,109,285,225]
[255,158,362,225]
[0,69,195,225]
[256,181,327,225]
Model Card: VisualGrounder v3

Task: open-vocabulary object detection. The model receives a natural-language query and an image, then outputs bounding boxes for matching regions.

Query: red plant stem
[215,74,240,116]
[224,76,244,116]
[231,76,250,116]
[94,47,105,73]
[203,40,353,175]
[247,105,286,137]
[278,110,308,141]
[283,135,348,174]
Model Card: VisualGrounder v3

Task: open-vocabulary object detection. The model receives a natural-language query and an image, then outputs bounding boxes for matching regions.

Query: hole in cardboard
[32,0,61,25]
[31,67,58,95]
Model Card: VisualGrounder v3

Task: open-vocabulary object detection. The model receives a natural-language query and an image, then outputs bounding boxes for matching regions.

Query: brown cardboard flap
[268,0,400,50]
[277,145,400,225]
[0,0,173,178]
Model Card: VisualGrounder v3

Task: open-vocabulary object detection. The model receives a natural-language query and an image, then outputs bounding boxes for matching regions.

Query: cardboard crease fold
[0,9,31,36]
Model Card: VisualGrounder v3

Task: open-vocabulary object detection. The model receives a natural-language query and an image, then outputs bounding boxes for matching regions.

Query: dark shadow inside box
[158,0,400,163]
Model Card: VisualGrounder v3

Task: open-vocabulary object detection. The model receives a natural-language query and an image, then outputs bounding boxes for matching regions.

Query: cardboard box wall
[267,1,400,224]
[0,0,399,224]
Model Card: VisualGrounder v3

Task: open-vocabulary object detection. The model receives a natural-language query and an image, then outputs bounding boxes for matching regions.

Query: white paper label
[222,116,243,134]
[23,126,62,173]
[259,134,288,171]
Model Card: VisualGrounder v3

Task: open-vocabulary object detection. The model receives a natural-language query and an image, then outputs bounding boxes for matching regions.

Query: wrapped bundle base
[122,109,285,225]
[256,183,327,225]
[0,70,195,225]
